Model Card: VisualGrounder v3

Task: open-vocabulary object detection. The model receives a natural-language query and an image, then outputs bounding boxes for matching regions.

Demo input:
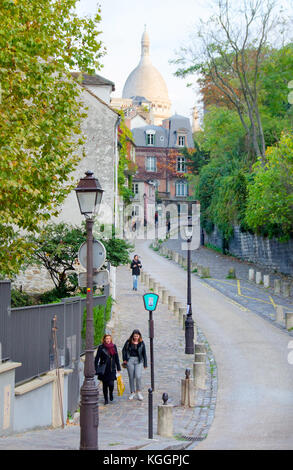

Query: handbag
[117,374,125,397]
[96,362,106,379]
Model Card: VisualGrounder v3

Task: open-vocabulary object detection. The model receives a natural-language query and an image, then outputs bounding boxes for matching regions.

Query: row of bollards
[141,270,208,438]
[248,269,293,330]
[274,305,293,331]
[141,270,196,334]
[248,268,292,298]
[158,246,211,278]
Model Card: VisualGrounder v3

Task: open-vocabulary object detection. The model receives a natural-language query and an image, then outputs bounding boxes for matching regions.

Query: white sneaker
[128,393,136,400]
[137,392,143,401]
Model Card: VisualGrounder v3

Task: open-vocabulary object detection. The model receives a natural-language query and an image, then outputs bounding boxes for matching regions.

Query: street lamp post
[75,170,104,450]
[185,202,195,355]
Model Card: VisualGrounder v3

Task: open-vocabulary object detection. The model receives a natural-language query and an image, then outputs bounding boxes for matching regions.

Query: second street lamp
[185,201,195,355]
[75,170,104,451]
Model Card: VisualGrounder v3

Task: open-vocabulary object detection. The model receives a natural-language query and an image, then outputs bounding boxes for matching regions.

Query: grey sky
[76,0,212,120]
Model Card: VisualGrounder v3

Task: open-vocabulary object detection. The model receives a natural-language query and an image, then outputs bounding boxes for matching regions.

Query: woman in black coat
[95,334,121,405]
[130,255,142,291]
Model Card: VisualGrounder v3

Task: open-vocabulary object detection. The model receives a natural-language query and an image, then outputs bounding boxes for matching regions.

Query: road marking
[237,280,241,296]
[156,250,293,314]
[201,280,249,312]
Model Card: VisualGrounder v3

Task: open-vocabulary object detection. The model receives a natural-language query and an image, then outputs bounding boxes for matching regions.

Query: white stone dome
[122,28,171,122]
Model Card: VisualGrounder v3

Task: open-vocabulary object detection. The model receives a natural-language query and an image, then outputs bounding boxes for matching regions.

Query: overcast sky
[75,0,214,121]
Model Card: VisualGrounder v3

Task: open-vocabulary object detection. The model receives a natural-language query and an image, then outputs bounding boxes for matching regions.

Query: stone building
[14,73,120,294]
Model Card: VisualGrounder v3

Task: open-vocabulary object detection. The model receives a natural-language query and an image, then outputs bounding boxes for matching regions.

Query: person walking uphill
[95,334,121,405]
[130,255,142,291]
[122,329,147,401]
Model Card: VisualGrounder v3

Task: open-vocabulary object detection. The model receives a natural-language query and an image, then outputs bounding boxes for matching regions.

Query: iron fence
[0,282,110,414]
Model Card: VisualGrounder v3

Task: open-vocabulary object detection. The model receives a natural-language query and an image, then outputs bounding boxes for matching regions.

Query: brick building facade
[132,114,195,208]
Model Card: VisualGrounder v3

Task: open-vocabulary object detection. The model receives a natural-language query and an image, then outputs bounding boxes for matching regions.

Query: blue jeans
[133,275,138,290]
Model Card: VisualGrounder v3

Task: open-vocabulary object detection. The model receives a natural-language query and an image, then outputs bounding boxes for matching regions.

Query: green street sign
[143,293,159,312]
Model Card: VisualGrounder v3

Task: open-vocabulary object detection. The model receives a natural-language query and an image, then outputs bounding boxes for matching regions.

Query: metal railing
[0,282,110,414]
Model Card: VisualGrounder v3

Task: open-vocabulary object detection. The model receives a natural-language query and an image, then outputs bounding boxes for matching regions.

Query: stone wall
[204,225,293,276]
[13,265,54,294]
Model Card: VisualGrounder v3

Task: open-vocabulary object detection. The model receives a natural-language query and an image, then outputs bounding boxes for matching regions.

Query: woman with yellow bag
[95,334,121,405]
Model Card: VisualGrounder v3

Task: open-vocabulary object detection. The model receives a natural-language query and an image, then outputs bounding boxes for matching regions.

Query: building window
[132,183,139,195]
[146,131,155,146]
[178,135,186,147]
[175,180,188,197]
[146,156,157,172]
[177,156,186,173]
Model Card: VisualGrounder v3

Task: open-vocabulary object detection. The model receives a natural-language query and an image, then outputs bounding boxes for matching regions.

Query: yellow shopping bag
[117,374,125,397]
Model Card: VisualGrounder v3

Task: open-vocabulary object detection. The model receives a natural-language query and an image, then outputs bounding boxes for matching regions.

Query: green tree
[27,222,134,298]
[28,223,86,296]
[174,0,291,159]
[245,131,293,240]
[0,0,105,278]
[200,106,248,159]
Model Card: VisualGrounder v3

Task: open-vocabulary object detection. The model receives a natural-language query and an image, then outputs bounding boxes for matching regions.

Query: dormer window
[146,129,156,146]
[178,136,186,147]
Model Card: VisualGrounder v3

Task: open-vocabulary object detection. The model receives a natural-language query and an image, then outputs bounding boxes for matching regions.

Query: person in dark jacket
[95,334,121,405]
[122,329,147,401]
[130,255,142,291]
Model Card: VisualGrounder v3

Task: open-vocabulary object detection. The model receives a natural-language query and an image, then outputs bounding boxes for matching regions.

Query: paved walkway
[0,262,215,451]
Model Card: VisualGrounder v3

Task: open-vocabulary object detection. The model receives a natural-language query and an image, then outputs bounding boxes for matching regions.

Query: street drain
[180,435,206,442]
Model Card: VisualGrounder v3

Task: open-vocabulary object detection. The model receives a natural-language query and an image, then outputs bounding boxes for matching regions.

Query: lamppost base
[185,315,194,355]
[80,377,99,450]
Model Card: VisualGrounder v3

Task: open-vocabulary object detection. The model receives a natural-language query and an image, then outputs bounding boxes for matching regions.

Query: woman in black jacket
[122,329,147,401]
[130,255,142,291]
[95,334,121,405]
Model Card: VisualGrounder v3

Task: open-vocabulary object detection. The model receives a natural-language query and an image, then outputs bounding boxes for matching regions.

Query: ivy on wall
[116,110,137,204]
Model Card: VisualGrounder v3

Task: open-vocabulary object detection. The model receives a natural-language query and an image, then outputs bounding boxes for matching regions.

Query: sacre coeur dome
[122,28,171,124]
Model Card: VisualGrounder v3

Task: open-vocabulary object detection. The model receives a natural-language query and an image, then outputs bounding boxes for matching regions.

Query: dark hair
[128,329,143,343]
